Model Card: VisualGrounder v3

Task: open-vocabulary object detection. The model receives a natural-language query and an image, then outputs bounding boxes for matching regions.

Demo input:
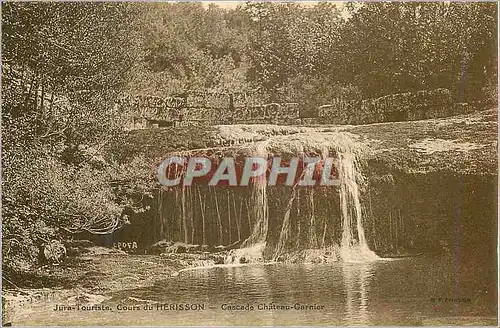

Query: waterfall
[242,142,269,247]
[243,181,269,245]
[154,129,379,263]
[337,151,379,262]
[238,142,269,261]
[266,132,379,262]
[272,189,296,261]
[307,188,319,248]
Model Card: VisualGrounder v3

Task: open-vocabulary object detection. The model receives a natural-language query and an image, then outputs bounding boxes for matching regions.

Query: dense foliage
[1,2,140,274]
[128,2,497,103]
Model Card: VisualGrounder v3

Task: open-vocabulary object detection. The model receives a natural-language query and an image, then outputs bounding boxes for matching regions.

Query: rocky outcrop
[111,109,497,257]
[114,109,496,174]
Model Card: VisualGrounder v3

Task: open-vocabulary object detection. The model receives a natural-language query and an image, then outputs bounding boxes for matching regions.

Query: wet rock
[211,255,226,264]
[201,244,217,253]
[185,244,201,253]
[214,245,226,253]
[165,244,186,254]
[149,240,174,255]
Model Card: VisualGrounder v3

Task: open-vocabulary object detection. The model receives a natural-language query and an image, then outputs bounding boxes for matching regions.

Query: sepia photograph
[1,1,498,326]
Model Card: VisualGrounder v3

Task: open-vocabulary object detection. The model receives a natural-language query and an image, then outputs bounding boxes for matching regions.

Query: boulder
[43,240,67,264]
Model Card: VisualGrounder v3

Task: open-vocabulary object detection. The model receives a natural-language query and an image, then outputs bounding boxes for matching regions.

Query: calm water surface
[15,255,497,326]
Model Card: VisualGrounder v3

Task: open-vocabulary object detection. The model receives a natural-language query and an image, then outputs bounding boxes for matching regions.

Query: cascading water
[337,151,379,262]
[242,142,270,246]
[229,142,269,264]
[272,189,296,260]
[154,128,379,263]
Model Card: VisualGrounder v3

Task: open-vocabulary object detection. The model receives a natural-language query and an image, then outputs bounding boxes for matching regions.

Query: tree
[126,2,251,95]
[339,2,497,100]
[2,2,137,275]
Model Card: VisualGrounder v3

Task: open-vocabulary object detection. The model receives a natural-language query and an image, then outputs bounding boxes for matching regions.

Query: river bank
[2,247,213,325]
[3,253,497,326]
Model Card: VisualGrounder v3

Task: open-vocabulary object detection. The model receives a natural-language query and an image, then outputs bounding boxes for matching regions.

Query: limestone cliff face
[347,109,497,176]
[111,109,497,258]
[342,109,497,257]
[115,109,497,175]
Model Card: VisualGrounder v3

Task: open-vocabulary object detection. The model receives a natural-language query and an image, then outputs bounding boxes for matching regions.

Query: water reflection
[342,262,376,324]
[17,257,491,326]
